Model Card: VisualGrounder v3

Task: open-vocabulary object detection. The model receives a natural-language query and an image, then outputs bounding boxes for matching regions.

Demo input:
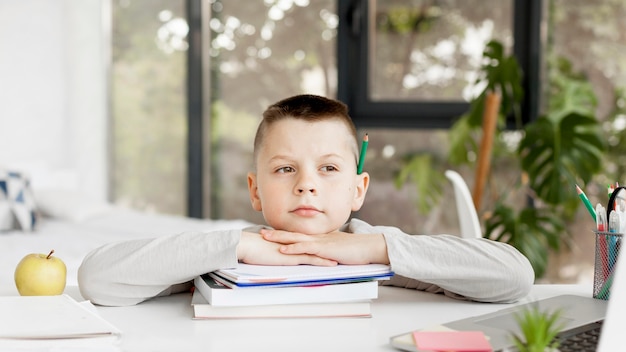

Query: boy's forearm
[371,234,391,264]
[78,230,240,306]
[382,231,534,302]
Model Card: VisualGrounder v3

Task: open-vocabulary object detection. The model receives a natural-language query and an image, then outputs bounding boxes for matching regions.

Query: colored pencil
[357,133,368,175]
[576,184,596,222]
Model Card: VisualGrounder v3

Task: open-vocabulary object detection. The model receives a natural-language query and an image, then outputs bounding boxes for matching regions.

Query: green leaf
[448,40,525,169]
[447,114,478,165]
[519,112,605,205]
[485,204,565,278]
[481,40,524,125]
[511,305,565,352]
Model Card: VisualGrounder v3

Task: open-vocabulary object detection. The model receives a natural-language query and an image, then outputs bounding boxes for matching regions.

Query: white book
[190,290,371,319]
[213,263,393,287]
[0,294,121,340]
[194,274,379,307]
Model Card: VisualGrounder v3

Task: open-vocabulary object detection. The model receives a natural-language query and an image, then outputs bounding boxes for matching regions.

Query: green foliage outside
[112,0,187,214]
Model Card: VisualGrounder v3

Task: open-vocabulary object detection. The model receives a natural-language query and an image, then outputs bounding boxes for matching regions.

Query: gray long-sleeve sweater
[78,218,534,306]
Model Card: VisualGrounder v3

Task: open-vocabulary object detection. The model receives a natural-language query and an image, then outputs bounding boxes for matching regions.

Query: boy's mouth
[290,206,322,217]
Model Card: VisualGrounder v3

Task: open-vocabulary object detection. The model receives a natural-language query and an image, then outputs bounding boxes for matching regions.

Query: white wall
[0,0,108,201]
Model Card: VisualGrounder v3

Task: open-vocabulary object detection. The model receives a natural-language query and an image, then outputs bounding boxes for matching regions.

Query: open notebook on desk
[0,294,121,350]
[390,256,626,352]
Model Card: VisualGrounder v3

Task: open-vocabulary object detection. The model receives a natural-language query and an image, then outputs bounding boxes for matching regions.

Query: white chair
[444,170,482,239]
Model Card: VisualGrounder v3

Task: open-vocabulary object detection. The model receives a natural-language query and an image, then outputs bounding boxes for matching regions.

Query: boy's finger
[279,243,309,254]
[261,229,309,243]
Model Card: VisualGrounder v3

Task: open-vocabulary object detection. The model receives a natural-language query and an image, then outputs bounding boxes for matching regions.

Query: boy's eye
[320,165,338,172]
[276,166,295,173]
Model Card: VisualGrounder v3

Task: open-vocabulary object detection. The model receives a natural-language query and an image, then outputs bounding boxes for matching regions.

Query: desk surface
[1,284,590,352]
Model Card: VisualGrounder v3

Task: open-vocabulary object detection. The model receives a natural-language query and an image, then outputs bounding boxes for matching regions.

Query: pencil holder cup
[593,231,622,300]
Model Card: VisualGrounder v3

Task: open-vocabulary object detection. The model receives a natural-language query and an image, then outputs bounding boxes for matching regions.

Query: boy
[78,94,534,306]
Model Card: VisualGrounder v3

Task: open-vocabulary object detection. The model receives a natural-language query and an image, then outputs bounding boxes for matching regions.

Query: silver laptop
[390,258,625,352]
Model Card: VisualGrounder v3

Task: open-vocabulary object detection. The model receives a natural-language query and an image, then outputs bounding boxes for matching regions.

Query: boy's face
[247,118,369,235]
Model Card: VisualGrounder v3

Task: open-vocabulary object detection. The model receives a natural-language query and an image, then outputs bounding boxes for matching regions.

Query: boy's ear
[352,171,370,211]
[247,172,263,212]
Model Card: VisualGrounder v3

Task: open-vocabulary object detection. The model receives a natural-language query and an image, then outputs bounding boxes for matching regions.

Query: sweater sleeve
[78,229,241,306]
[347,219,535,303]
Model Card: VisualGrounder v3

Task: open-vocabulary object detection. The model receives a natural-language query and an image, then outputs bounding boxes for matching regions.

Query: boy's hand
[237,231,337,266]
[260,229,390,265]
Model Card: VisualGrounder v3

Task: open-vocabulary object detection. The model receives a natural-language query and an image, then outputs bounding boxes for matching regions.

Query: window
[111,0,188,214]
[112,0,540,217]
[112,0,338,219]
[337,0,541,128]
[111,0,626,284]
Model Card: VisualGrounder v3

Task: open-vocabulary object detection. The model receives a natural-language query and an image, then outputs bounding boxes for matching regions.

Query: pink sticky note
[412,331,492,352]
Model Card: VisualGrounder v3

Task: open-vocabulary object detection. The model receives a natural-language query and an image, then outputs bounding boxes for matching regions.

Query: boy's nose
[294,173,317,195]
[296,187,317,195]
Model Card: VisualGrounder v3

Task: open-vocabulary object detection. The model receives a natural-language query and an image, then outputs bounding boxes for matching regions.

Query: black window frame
[337,0,542,129]
[187,0,205,218]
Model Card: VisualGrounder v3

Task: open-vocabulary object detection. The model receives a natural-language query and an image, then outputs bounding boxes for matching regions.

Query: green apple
[14,250,67,296]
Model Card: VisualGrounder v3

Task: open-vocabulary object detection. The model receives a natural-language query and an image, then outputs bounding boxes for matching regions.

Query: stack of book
[191,263,393,319]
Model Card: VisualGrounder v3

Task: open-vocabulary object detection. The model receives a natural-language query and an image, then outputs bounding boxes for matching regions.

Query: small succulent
[511,305,565,352]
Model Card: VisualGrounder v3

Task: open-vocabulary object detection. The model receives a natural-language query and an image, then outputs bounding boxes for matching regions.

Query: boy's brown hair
[253,94,359,164]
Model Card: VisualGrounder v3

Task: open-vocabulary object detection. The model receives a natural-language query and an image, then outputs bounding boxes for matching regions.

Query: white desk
[1,284,586,352]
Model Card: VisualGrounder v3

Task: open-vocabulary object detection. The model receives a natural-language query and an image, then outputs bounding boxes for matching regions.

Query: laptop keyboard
[557,322,603,352]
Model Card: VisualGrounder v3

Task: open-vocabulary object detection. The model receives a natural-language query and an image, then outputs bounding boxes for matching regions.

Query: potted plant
[510,306,564,352]
[396,40,606,278]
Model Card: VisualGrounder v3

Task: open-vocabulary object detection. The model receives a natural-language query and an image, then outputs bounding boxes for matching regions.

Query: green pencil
[357,133,368,175]
[576,184,596,222]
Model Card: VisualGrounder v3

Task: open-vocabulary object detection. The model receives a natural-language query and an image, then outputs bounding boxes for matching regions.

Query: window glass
[369,0,514,102]
[111,0,187,214]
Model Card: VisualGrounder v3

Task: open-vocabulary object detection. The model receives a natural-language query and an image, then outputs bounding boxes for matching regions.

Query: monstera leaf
[479,41,524,128]
[518,56,607,206]
[519,112,605,205]
[485,203,565,278]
